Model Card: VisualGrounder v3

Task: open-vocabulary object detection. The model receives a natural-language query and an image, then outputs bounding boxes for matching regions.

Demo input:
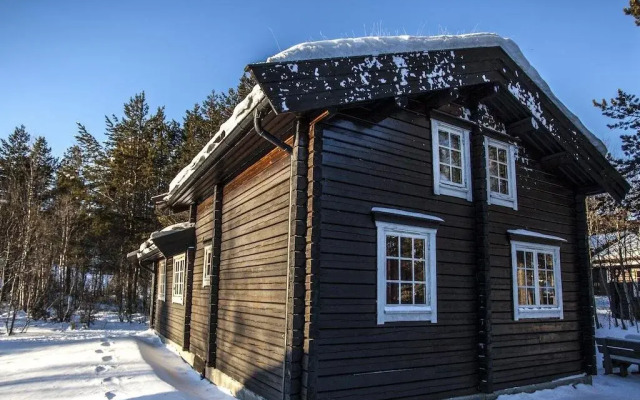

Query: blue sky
[1,1,638,157]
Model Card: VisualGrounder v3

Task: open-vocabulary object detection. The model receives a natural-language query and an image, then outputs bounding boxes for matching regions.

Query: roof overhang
[246,34,629,201]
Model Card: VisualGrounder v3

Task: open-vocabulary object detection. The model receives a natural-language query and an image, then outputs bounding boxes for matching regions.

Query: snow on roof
[165,85,265,203]
[137,222,195,258]
[268,33,607,156]
[508,229,567,243]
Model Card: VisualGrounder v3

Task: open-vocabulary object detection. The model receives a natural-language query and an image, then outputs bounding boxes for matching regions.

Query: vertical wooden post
[302,116,324,400]
[183,203,197,351]
[206,185,223,368]
[471,122,493,393]
[149,264,156,329]
[575,193,597,375]
[283,118,309,400]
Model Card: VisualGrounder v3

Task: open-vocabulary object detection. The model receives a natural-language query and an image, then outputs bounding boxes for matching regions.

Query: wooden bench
[596,336,640,376]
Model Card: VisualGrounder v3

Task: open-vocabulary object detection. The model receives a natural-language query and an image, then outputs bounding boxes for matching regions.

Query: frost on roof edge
[267,33,606,156]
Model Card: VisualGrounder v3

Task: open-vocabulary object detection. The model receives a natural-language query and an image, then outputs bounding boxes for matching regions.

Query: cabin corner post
[206,185,223,369]
[182,203,197,351]
[283,117,309,400]
[302,117,323,400]
[149,263,156,329]
[471,123,494,393]
[575,193,597,375]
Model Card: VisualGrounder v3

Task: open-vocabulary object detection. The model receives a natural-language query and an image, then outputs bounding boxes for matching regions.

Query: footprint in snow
[95,349,103,354]
[101,342,111,347]
[102,376,121,385]
[102,355,112,362]
[105,391,116,400]
[95,366,106,374]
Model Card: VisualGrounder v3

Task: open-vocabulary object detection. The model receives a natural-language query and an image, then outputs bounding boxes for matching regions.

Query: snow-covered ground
[498,296,640,400]
[0,311,234,400]
[1,299,640,400]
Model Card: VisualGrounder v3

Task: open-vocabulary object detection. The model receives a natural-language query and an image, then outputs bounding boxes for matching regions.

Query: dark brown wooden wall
[215,145,292,400]
[190,196,214,368]
[154,255,185,346]
[315,110,479,400]
[488,153,582,390]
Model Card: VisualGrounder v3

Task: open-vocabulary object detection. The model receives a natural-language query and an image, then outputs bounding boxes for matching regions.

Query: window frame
[172,253,186,305]
[376,221,438,324]
[510,241,563,320]
[157,259,166,301]
[431,119,473,201]
[202,244,213,287]
[485,137,518,210]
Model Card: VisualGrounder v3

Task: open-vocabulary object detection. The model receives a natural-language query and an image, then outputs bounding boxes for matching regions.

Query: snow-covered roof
[508,229,567,243]
[136,222,195,259]
[268,33,607,156]
[165,85,266,203]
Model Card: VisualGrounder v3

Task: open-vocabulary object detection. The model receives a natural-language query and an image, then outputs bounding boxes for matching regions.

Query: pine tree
[625,0,640,25]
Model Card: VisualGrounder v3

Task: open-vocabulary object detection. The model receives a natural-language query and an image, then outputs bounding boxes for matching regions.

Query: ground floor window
[376,219,438,324]
[172,253,186,304]
[511,241,563,320]
[203,244,213,286]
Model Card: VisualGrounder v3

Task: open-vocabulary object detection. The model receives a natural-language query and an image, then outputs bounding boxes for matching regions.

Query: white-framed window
[376,221,438,324]
[431,119,472,201]
[511,241,563,320]
[157,259,166,301]
[202,244,213,287]
[485,137,518,210]
[172,253,186,305]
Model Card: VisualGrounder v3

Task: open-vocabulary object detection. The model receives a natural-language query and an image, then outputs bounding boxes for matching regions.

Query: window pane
[525,252,533,267]
[386,236,398,256]
[517,251,525,268]
[451,149,461,167]
[451,167,462,184]
[499,179,509,195]
[490,177,499,192]
[519,287,535,305]
[386,259,399,280]
[451,134,461,150]
[440,147,450,164]
[401,260,412,280]
[414,260,425,281]
[414,239,425,259]
[489,146,497,160]
[546,253,554,268]
[414,283,426,304]
[525,269,534,286]
[498,164,507,179]
[387,283,399,304]
[538,253,546,269]
[401,284,413,304]
[498,148,507,163]
[489,161,498,176]
[401,237,412,258]
[517,268,526,287]
[438,131,449,146]
[440,164,451,181]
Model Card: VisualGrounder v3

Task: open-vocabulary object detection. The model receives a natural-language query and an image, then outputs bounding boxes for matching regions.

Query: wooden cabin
[128,34,629,400]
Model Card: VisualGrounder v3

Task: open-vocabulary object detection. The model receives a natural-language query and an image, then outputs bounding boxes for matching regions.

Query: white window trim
[485,137,518,210]
[203,244,213,287]
[376,221,438,324]
[511,241,564,321]
[431,119,473,201]
[172,253,186,305]
[157,259,166,301]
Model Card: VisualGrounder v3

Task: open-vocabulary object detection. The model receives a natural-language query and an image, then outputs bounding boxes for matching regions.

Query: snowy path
[0,313,234,400]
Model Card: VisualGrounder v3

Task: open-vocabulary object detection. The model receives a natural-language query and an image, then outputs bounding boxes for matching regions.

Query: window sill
[379,306,436,324]
[515,307,563,320]
[489,194,517,210]
[437,184,472,201]
[172,297,184,305]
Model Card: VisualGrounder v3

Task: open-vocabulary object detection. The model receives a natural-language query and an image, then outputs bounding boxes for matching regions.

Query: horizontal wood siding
[155,255,185,346]
[215,145,292,400]
[316,109,479,400]
[489,150,583,390]
[190,196,214,367]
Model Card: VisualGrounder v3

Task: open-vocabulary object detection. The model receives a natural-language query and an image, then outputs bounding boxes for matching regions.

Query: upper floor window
[375,212,439,324]
[485,138,517,210]
[157,259,166,301]
[203,244,213,287]
[172,253,186,304]
[511,240,563,320]
[431,119,472,201]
